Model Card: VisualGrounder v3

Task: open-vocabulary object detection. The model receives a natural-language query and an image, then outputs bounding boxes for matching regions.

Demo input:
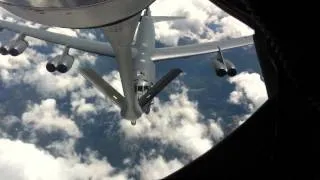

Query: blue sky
[0,0,267,179]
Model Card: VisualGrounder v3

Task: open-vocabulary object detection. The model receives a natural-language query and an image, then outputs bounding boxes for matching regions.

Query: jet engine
[56,54,74,73]
[46,47,74,73]
[224,59,237,77]
[9,40,29,56]
[0,43,10,55]
[212,46,238,77]
[212,59,227,77]
[0,34,28,56]
[46,55,60,72]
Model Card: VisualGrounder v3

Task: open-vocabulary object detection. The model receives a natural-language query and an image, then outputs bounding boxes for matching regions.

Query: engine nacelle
[46,55,61,72]
[56,54,74,73]
[0,44,10,55]
[8,40,29,56]
[0,34,28,56]
[46,54,74,73]
[46,47,74,73]
[224,59,237,77]
[212,59,227,77]
[0,41,15,55]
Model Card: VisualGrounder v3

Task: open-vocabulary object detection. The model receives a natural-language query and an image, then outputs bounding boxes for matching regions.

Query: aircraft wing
[0,19,115,57]
[151,35,254,61]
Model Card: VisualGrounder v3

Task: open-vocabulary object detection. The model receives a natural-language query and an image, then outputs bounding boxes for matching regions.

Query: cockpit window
[135,85,150,92]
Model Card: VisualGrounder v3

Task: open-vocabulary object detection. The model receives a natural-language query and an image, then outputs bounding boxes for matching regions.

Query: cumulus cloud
[23,64,86,97]
[227,72,268,125]
[208,119,224,142]
[228,72,268,111]
[71,98,97,118]
[120,86,224,159]
[150,0,254,46]
[22,99,81,138]
[0,48,33,70]
[68,70,123,120]
[0,139,128,180]
[137,155,184,180]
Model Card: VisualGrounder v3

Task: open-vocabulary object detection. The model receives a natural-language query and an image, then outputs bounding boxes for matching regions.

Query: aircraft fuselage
[132,11,157,113]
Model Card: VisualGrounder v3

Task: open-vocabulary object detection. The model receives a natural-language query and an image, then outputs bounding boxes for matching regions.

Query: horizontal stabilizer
[152,16,186,23]
[78,67,124,108]
[139,68,183,108]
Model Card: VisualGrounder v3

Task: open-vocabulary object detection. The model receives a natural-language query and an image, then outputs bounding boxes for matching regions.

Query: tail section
[151,16,186,23]
[139,68,182,109]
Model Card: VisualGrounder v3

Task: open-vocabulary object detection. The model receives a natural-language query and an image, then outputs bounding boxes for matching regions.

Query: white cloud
[0,115,20,128]
[68,70,123,119]
[120,86,224,159]
[228,72,268,112]
[21,99,81,138]
[22,63,86,97]
[227,72,268,126]
[150,0,254,46]
[69,70,224,162]
[208,119,224,142]
[0,139,128,180]
[71,98,97,117]
[46,138,77,158]
[137,155,184,180]
[47,27,78,37]
[76,29,99,40]
[0,49,33,70]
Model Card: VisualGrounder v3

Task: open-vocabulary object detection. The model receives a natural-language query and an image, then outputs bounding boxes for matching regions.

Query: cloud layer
[0,139,128,180]
[137,155,184,180]
[120,86,224,159]
[228,72,268,112]
[227,72,268,125]
[150,0,254,46]
[22,99,81,138]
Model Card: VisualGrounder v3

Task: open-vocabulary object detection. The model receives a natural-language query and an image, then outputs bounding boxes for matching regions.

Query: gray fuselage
[132,13,156,106]
[101,10,158,122]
